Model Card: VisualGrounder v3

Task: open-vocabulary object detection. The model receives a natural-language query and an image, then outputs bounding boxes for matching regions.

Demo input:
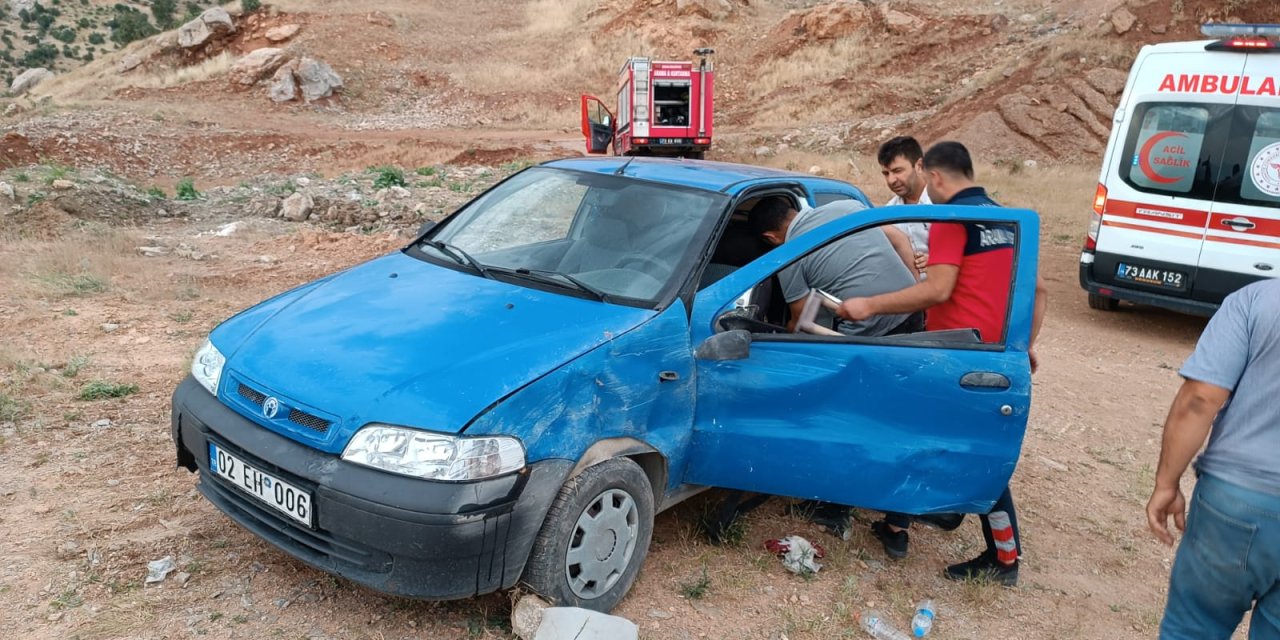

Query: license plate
[209,443,312,527]
[1115,262,1187,290]
[657,138,686,144]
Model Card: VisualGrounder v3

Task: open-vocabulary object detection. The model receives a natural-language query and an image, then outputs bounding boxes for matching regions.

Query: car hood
[213,252,656,453]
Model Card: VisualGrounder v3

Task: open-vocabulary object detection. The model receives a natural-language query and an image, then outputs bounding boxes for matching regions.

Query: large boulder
[281,191,314,222]
[178,7,236,49]
[10,68,53,95]
[231,48,289,85]
[268,60,300,102]
[265,24,301,42]
[296,57,343,102]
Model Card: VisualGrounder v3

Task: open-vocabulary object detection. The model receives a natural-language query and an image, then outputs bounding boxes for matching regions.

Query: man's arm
[881,226,920,280]
[837,264,958,321]
[785,299,806,332]
[1145,379,1230,546]
[1029,275,1048,373]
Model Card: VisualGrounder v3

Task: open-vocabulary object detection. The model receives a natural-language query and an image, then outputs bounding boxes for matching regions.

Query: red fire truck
[581,49,715,159]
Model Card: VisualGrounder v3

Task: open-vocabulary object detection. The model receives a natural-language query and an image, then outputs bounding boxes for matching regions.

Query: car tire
[521,457,654,613]
[1088,293,1120,311]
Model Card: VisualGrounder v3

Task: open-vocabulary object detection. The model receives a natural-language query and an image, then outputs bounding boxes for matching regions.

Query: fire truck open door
[580,94,615,155]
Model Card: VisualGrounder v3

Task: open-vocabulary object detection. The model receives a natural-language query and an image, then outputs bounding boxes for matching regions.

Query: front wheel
[1088,293,1120,311]
[521,458,655,612]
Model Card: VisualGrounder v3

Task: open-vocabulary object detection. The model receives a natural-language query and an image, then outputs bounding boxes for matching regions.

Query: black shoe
[915,512,965,531]
[786,500,852,540]
[944,553,1018,586]
[870,520,909,559]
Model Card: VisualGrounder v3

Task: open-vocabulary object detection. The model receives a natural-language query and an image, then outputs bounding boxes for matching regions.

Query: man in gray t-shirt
[1147,278,1280,639]
[747,197,918,336]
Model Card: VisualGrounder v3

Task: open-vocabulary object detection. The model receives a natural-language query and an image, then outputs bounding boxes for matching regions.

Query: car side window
[1234,108,1280,205]
[717,219,1021,349]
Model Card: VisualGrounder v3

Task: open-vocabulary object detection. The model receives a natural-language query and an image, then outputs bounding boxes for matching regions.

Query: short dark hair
[746,196,794,238]
[877,135,924,167]
[922,141,974,180]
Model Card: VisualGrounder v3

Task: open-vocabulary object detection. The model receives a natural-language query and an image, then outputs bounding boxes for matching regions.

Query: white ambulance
[1080,24,1280,315]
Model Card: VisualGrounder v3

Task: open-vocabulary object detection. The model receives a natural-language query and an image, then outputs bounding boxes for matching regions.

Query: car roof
[542,156,812,193]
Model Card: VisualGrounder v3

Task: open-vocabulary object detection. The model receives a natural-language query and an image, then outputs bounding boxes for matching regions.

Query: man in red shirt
[838,141,1047,585]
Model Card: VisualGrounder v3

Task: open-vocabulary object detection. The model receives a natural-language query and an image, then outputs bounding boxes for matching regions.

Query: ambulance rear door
[1192,50,1280,301]
[1093,45,1244,300]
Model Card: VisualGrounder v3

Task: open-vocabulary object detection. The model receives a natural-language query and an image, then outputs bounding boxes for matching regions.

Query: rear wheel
[1088,293,1120,311]
[521,458,654,612]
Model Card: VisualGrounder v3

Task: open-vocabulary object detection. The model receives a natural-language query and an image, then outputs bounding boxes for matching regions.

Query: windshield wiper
[493,267,611,302]
[421,239,491,278]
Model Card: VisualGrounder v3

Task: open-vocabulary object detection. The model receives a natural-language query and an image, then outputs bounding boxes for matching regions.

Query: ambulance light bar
[1200,23,1280,38]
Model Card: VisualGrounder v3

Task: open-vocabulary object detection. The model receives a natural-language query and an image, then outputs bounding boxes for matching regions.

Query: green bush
[87,32,105,45]
[51,26,76,43]
[146,186,165,199]
[414,166,436,176]
[108,6,157,46]
[371,166,406,189]
[242,0,262,13]
[20,43,58,67]
[151,0,177,29]
[77,380,138,400]
[175,178,198,200]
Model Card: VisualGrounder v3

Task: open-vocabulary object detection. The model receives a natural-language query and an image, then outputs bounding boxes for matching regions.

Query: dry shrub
[13,225,140,299]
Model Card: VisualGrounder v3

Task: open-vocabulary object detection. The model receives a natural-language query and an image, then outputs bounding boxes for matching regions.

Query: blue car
[171,157,1039,612]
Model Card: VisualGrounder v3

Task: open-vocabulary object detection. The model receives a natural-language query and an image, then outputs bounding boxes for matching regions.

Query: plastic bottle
[910,599,936,637]
[860,610,911,640]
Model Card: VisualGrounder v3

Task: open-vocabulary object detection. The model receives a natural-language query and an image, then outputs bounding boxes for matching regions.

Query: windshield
[417,167,728,305]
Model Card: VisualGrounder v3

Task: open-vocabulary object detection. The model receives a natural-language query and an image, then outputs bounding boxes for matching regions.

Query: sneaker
[786,500,852,540]
[944,553,1018,586]
[870,520,909,559]
[915,512,966,531]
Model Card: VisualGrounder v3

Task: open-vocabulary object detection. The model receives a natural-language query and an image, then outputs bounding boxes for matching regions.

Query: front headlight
[191,339,225,396]
[341,424,525,481]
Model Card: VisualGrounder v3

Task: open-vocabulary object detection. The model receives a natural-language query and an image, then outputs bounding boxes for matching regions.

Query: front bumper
[170,376,572,599]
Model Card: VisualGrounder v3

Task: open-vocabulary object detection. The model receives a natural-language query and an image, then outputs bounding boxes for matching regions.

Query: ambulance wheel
[521,457,654,613]
[1088,293,1120,311]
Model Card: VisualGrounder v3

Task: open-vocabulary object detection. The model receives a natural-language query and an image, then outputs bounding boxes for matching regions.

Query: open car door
[684,204,1040,515]
[580,94,615,155]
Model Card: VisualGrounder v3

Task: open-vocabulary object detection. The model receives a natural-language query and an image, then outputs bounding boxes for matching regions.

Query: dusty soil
[0,0,1266,638]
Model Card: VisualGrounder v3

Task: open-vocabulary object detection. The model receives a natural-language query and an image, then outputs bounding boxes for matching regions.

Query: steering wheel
[617,255,670,279]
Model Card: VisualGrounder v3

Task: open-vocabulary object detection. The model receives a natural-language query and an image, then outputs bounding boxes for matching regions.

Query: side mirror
[417,220,437,236]
[695,329,752,361]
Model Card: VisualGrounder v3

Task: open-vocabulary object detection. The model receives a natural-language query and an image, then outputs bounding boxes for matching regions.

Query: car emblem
[262,397,280,419]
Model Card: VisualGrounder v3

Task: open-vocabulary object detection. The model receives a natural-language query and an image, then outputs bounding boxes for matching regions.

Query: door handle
[960,372,1010,390]
[1222,217,1256,231]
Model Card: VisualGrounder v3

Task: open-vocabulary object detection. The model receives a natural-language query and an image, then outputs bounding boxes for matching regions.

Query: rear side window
[1238,109,1280,206]
[1122,104,1214,195]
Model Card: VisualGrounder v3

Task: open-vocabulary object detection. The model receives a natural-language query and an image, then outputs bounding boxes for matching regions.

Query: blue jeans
[1161,473,1280,639]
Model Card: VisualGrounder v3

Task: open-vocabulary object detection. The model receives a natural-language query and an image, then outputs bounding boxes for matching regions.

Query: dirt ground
[0,0,1266,638]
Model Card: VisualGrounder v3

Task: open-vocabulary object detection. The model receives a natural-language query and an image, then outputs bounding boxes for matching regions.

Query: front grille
[289,408,332,433]
[238,383,266,406]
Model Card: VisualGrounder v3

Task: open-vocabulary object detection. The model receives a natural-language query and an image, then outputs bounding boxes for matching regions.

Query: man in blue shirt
[1147,279,1280,639]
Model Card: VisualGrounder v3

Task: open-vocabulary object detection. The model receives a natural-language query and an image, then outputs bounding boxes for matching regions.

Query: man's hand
[1146,484,1187,546]
[1028,346,1039,374]
[913,252,928,272]
[838,297,874,322]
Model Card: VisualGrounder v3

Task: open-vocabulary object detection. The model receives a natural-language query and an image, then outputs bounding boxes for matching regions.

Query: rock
[413,202,429,215]
[9,1,36,13]
[1085,68,1128,96]
[281,191,314,221]
[295,177,311,187]
[58,540,80,558]
[1151,23,1168,35]
[137,246,169,257]
[808,165,825,176]
[647,609,673,620]
[231,48,289,86]
[366,10,395,27]
[533,608,638,640]
[796,2,867,40]
[265,24,301,42]
[675,0,733,20]
[1023,159,1038,169]
[884,9,923,32]
[0,181,13,199]
[175,571,192,587]
[511,595,551,640]
[101,323,120,333]
[92,419,111,429]
[178,7,235,49]
[1112,8,1137,35]
[3,103,18,116]
[118,53,144,74]
[51,179,75,190]
[389,186,410,199]
[268,60,299,102]
[754,145,772,157]
[295,57,343,102]
[989,14,1010,31]
[10,68,53,95]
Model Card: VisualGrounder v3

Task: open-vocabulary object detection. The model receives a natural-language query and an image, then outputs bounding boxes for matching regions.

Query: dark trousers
[980,486,1021,564]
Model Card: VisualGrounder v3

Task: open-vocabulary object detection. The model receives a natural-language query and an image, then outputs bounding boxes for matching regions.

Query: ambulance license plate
[209,443,312,527]
[657,138,686,144]
[1115,262,1186,291]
